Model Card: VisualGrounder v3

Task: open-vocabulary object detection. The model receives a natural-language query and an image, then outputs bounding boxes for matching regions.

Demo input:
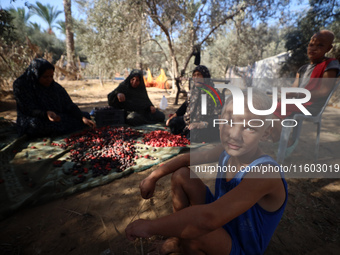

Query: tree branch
[142,38,169,62]
[198,6,246,47]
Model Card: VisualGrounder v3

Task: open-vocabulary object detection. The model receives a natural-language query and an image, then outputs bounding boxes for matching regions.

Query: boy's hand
[139,176,156,199]
[125,219,152,241]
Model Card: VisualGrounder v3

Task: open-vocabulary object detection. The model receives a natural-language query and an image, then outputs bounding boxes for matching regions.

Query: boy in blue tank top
[126,89,288,255]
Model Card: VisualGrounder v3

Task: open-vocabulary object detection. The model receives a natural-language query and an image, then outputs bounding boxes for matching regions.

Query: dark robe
[108,69,165,126]
[168,65,222,142]
[13,58,88,137]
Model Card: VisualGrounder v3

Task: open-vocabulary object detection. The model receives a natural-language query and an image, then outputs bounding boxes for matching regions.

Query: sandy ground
[0,79,340,255]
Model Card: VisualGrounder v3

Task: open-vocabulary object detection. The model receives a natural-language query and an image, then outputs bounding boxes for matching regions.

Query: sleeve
[68,103,84,119]
[297,64,308,76]
[146,94,154,108]
[139,87,154,110]
[325,60,340,76]
[200,110,221,124]
[175,101,188,116]
[13,79,47,119]
[56,85,83,119]
[201,89,223,124]
[108,83,126,108]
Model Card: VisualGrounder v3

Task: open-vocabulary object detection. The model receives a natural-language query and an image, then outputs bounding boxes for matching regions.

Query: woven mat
[0,124,201,219]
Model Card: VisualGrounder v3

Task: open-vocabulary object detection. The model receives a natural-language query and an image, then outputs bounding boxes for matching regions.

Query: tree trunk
[136,25,142,69]
[63,0,76,75]
[136,6,143,70]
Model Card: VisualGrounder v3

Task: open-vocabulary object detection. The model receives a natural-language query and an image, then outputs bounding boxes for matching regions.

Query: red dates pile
[61,126,142,183]
[142,130,190,147]
[53,127,190,185]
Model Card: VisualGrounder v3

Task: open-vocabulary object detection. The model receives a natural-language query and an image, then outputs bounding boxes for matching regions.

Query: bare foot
[147,237,181,255]
[160,237,181,254]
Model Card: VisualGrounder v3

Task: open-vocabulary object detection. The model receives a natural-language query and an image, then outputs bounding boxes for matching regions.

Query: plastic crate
[93,107,125,127]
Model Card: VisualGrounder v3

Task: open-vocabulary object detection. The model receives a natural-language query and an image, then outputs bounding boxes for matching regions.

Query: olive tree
[142,0,292,103]
[76,0,293,103]
[75,0,149,80]
[203,24,287,77]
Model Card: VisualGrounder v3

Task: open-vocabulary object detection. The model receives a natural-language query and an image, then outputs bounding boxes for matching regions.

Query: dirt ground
[0,79,340,255]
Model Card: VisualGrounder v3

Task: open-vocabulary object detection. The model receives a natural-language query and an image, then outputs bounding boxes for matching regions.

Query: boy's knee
[181,239,202,254]
[181,238,221,254]
[181,228,232,255]
[171,167,190,184]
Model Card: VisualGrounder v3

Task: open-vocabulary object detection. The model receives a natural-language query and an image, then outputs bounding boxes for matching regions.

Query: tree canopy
[75,0,294,78]
[1,0,339,92]
[29,1,63,34]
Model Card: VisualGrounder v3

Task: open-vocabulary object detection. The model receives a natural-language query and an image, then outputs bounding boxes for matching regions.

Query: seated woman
[166,65,222,143]
[108,69,165,126]
[13,58,96,137]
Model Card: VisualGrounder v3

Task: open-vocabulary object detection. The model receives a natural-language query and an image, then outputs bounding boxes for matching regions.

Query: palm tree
[29,22,42,32]
[8,7,32,37]
[63,0,76,73]
[30,1,62,34]
[8,7,32,25]
[56,20,66,36]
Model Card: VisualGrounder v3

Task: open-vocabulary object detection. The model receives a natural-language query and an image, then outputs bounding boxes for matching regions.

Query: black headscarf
[108,69,153,113]
[184,65,222,126]
[13,58,83,126]
[192,65,211,78]
[22,58,55,88]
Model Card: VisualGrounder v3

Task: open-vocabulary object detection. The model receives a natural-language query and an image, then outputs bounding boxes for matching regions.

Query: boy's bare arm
[309,69,338,100]
[292,73,300,88]
[139,153,190,199]
[140,144,224,199]
[288,69,338,99]
[127,170,284,240]
[284,73,300,98]
[190,143,224,165]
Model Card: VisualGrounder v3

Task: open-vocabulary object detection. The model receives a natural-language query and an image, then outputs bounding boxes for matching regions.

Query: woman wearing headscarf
[166,65,222,142]
[13,58,95,137]
[108,69,165,126]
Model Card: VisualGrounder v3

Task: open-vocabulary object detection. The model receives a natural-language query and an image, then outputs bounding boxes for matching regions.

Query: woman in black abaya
[13,58,95,137]
[108,69,165,126]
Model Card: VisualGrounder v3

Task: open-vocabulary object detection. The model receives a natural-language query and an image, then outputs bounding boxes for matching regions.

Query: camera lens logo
[196,81,223,107]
